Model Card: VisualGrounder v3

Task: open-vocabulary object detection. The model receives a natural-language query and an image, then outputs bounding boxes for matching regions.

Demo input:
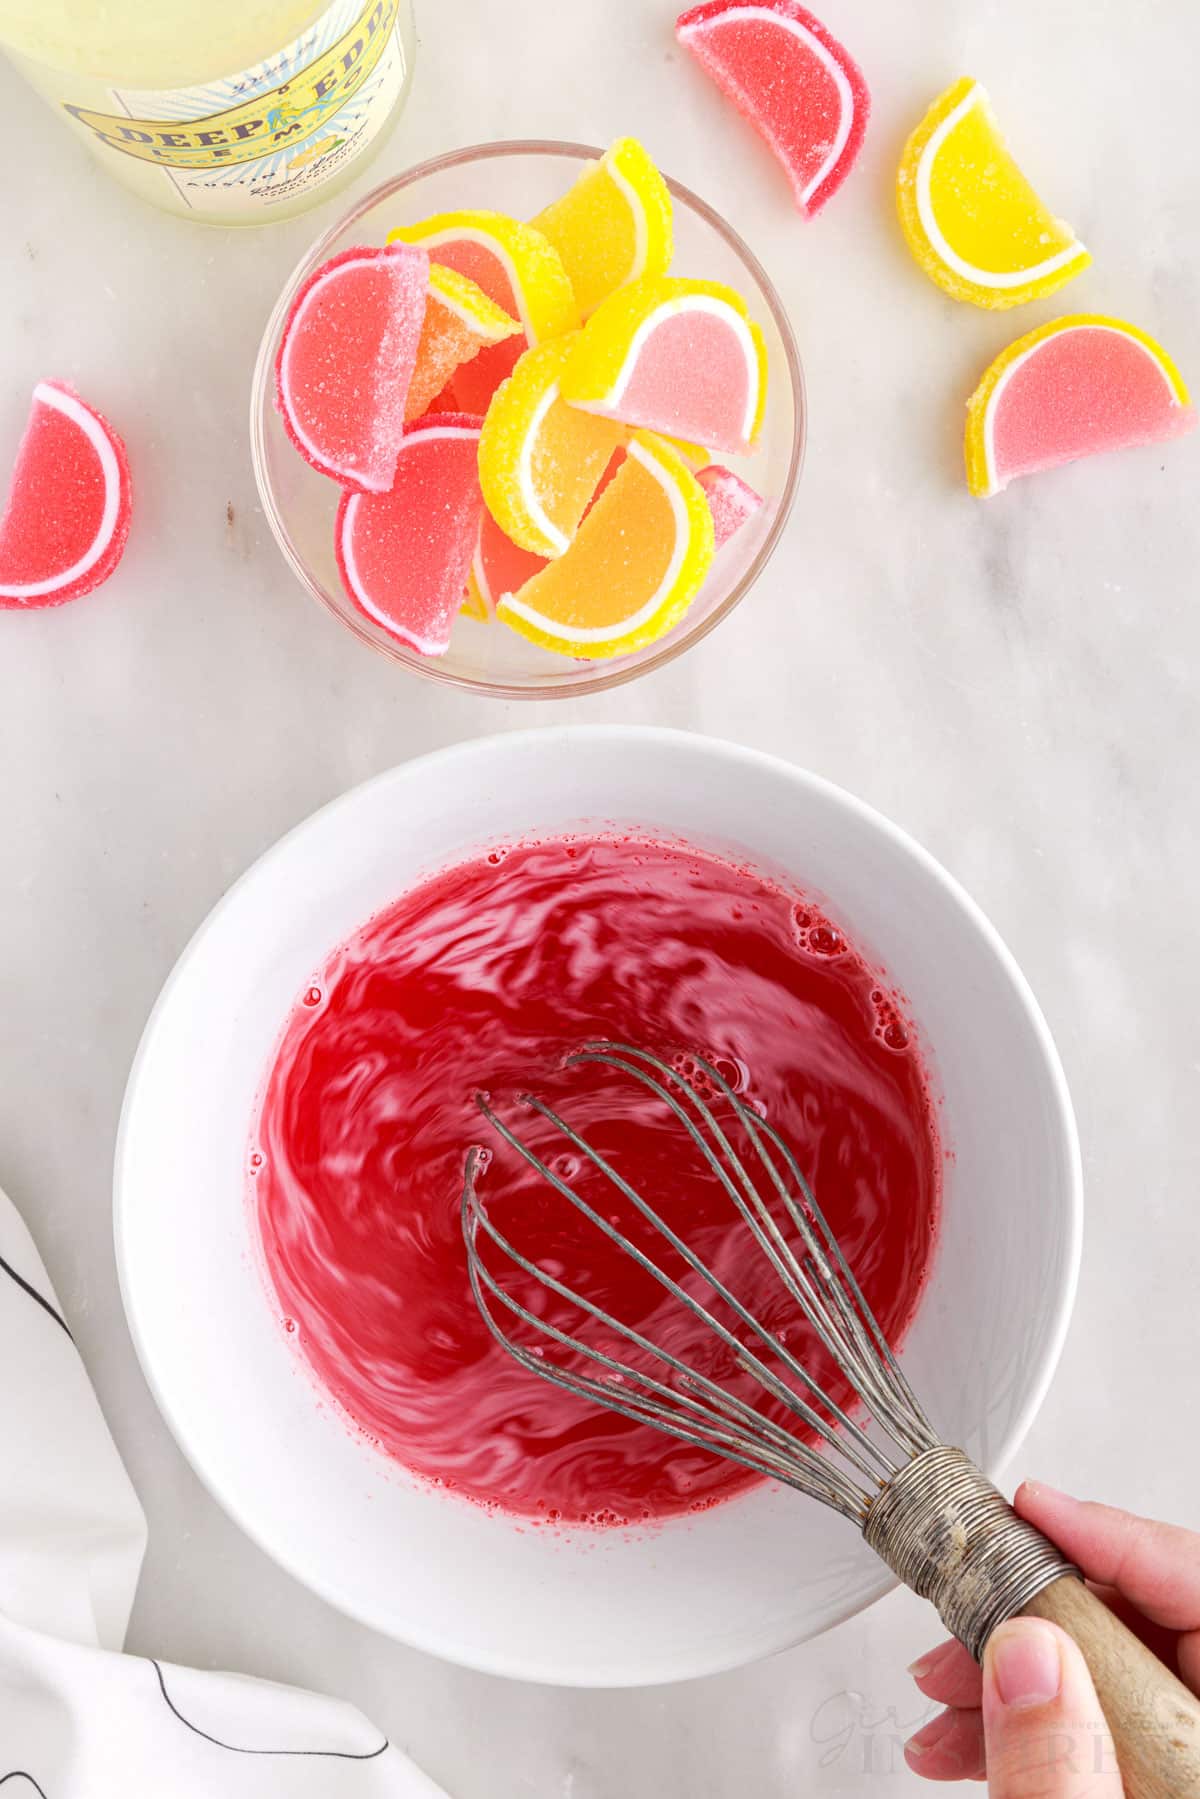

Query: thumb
[982,1616,1124,1797]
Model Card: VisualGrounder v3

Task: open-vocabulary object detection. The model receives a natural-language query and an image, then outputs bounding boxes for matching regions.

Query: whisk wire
[570,1045,926,1468]
[730,1106,937,1460]
[462,1043,951,1518]
[474,1092,888,1493]
[465,1154,831,1465]
[756,1119,935,1454]
[463,1155,867,1509]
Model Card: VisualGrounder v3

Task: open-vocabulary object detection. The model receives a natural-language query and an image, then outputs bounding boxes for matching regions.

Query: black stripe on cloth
[152,1662,389,1761]
[0,1252,71,1340]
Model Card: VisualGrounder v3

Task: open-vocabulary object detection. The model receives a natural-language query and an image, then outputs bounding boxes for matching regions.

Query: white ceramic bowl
[115,730,1082,1686]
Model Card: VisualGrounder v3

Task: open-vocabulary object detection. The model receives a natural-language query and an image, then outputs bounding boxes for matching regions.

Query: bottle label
[61,0,407,217]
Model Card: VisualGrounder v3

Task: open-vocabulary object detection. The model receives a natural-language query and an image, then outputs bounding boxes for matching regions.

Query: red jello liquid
[253,836,940,1526]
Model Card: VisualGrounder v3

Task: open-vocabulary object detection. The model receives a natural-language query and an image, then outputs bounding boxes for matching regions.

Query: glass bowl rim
[250,137,806,700]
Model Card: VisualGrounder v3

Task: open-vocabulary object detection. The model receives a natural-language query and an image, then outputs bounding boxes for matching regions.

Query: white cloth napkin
[0,1183,446,1798]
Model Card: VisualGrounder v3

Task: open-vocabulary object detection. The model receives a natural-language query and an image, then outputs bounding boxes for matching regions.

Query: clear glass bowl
[250,140,805,699]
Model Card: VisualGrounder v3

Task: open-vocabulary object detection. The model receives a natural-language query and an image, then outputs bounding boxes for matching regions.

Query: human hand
[903,1480,1200,1792]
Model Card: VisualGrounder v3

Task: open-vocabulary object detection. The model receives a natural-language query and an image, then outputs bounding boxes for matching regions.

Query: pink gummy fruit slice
[0,380,132,610]
[616,311,757,453]
[275,242,429,493]
[695,464,765,547]
[991,327,1198,491]
[676,0,870,216]
[336,412,484,656]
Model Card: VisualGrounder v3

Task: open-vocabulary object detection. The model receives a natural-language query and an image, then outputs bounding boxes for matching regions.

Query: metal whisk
[463,1042,1200,1799]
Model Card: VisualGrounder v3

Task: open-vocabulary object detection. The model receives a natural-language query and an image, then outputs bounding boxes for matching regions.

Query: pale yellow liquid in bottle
[0,0,416,223]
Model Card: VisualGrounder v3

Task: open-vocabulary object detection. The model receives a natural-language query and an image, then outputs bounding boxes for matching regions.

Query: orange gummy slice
[496,430,714,659]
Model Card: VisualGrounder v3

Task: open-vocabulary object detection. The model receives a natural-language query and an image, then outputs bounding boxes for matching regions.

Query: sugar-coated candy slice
[0,380,132,610]
[666,435,714,467]
[497,430,714,660]
[533,137,674,316]
[588,446,627,507]
[600,449,761,544]
[695,464,765,547]
[897,79,1089,310]
[335,412,483,656]
[448,346,521,420]
[427,373,465,413]
[965,315,1197,498]
[462,452,753,625]
[388,211,579,415]
[466,449,622,619]
[561,275,768,455]
[406,265,519,421]
[478,336,628,558]
[275,242,429,491]
[465,508,548,617]
[676,0,869,216]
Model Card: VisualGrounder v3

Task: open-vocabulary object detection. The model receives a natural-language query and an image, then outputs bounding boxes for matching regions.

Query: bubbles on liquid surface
[808,924,845,958]
[710,1053,745,1092]
[870,991,911,1053]
[667,1047,746,1103]
[302,986,322,1008]
[791,904,846,959]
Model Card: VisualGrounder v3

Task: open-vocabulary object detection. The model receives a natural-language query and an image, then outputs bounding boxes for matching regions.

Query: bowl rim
[249,140,806,700]
[114,726,1083,1685]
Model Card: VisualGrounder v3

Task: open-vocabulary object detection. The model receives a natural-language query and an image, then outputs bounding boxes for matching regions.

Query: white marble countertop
[2,0,1198,1792]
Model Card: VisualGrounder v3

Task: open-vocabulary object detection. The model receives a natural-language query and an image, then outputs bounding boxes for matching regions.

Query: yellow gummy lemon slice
[428,263,519,340]
[533,136,674,317]
[478,336,628,559]
[897,78,1090,310]
[497,431,715,660]
[387,209,580,345]
[560,275,768,455]
[406,264,519,421]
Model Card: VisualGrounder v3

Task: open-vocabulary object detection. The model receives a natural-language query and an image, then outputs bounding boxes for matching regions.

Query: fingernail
[907,1707,956,1756]
[907,1640,952,1680]
[1021,1479,1071,1505]
[989,1619,1062,1709]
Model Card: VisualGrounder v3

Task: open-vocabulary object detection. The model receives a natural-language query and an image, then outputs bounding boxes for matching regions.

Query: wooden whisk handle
[1023,1577,1200,1798]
